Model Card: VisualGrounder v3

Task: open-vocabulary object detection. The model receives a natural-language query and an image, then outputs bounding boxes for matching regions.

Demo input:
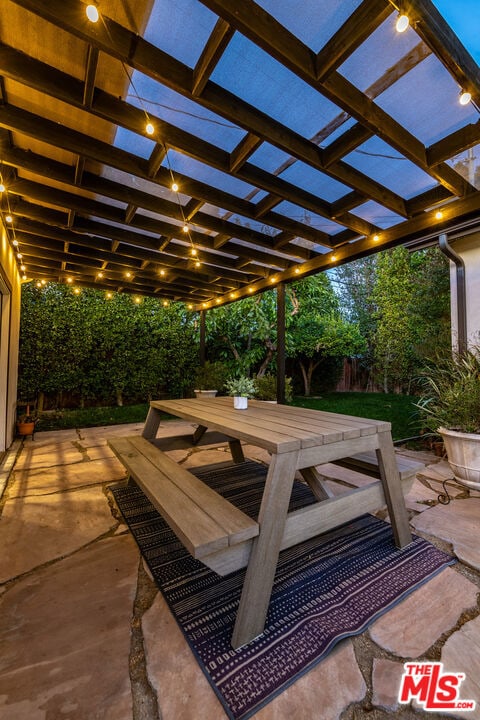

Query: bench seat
[108,435,259,561]
[332,451,425,481]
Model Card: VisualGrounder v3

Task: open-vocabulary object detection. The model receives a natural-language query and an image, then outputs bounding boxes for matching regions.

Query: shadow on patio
[0,422,479,720]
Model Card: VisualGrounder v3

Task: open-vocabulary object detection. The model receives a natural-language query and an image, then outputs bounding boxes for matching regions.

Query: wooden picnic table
[139,397,412,648]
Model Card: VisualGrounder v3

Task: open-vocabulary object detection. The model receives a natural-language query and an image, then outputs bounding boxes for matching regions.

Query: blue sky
[432,0,480,62]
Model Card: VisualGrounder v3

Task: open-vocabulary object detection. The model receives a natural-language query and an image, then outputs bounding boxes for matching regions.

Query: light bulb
[269,276,276,283]
[41,279,46,285]
[216,298,221,304]
[125,271,132,278]
[106,292,112,299]
[145,122,154,135]
[22,274,27,280]
[373,234,380,242]
[182,224,189,233]
[74,287,80,294]
[330,254,337,262]
[0,183,5,192]
[36,281,42,288]
[187,304,193,310]
[86,4,99,22]
[97,272,103,278]
[191,247,197,256]
[12,239,19,246]
[435,210,443,220]
[294,267,300,274]
[459,91,471,106]
[163,300,168,307]
[395,14,409,32]
[5,214,12,223]
[17,252,22,259]
[248,287,254,293]
[135,297,141,304]
[195,260,201,268]
[20,264,26,271]
[159,269,165,276]
[171,182,179,192]
[67,277,73,283]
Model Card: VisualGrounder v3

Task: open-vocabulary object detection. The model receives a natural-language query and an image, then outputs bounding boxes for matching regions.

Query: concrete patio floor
[0,421,479,720]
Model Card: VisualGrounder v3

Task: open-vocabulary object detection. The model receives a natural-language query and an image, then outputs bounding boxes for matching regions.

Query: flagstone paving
[0,422,479,720]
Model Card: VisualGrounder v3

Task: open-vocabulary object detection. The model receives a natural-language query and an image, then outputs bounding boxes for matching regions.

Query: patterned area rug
[112,460,454,720]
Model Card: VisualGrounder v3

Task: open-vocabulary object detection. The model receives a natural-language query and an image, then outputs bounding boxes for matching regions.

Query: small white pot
[194,389,218,398]
[233,396,248,409]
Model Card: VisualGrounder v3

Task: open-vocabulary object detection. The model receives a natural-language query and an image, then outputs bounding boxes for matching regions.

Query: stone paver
[372,658,405,712]
[143,594,366,720]
[8,458,126,497]
[411,497,480,571]
[369,567,478,657]
[12,441,85,470]
[0,486,116,582]
[0,534,139,720]
[440,615,480,719]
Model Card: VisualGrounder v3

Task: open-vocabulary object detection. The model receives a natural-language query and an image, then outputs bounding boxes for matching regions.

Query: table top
[150,397,391,454]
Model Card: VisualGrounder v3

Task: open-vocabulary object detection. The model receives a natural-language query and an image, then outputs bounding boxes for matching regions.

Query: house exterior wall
[449,231,480,350]
[0,220,21,452]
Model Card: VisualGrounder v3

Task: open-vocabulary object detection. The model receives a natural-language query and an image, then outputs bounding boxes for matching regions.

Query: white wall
[0,220,21,452]
[449,230,480,350]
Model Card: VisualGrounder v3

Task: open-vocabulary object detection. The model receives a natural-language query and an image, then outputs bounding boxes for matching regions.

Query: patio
[1,421,479,719]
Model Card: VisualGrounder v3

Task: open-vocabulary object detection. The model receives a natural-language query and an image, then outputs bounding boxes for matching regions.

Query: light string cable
[0,166,27,280]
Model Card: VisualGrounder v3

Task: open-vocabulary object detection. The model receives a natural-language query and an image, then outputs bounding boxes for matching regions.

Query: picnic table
[110,397,413,648]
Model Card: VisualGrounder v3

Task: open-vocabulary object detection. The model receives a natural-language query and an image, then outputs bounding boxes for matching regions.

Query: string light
[171,181,179,192]
[0,183,4,192]
[106,292,113,299]
[66,277,73,283]
[74,287,81,294]
[5,214,12,223]
[159,269,165,276]
[395,14,409,32]
[182,224,189,233]
[187,304,193,310]
[248,287,254,292]
[216,297,221,304]
[163,300,168,307]
[294,267,300,274]
[190,247,197,256]
[459,90,472,106]
[145,121,155,135]
[12,239,19,247]
[125,271,132,278]
[195,260,201,268]
[97,271,104,279]
[86,4,99,22]
[435,210,444,220]
[373,234,380,242]
[330,253,337,262]
[134,296,141,304]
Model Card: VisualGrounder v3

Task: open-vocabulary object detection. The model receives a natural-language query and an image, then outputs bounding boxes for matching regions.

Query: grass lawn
[37,403,150,431]
[37,392,421,442]
[290,392,421,442]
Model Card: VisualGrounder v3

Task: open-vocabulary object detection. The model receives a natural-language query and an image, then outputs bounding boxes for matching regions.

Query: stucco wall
[0,220,20,452]
[449,231,480,350]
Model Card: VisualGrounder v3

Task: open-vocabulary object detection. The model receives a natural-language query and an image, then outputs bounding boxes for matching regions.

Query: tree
[287,275,366,395]
[370,246,450,393]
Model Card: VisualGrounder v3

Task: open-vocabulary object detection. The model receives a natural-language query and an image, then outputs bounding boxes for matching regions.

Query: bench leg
[376,432,412,548]
[192,424,207,444]
[231,450,299,649]
[142,407,162,440]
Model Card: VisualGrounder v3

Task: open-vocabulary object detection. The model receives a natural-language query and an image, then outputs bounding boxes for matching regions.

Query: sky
[432,0,480,63]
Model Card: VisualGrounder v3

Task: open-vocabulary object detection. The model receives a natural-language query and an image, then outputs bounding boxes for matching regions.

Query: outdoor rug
[112,459,454,720]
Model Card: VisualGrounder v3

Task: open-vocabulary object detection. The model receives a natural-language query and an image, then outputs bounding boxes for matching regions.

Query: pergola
[0,0,479,314]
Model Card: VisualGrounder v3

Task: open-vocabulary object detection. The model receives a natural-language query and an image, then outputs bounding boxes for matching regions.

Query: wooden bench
[300,450,424,502]
[108,435,259,567]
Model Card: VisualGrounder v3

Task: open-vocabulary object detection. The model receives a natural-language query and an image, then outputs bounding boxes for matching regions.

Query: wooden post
[276,282,286,404]
[199,309,206,365]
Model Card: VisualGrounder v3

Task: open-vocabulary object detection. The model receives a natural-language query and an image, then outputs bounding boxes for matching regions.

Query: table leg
[376,431,412,548]
[142,407,162,440]
[192,424,207,444]
[228,439,245,463]
[231,450,299,649]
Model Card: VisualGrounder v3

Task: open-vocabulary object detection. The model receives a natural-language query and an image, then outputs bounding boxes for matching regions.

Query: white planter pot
[439,427,480,490]
[233,396,248,410]
[194,389,218,398]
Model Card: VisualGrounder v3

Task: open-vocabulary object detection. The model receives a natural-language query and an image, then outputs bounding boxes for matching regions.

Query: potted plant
[193,361,229,398]
[415,345,480,490]
[225,376,257,409]
[16,404,38,438]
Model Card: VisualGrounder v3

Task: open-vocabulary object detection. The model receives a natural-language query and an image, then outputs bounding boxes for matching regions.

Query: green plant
[225,375,257,398]
[255,374,293,402]
[194,361,229,390]
[415,346,480,434]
